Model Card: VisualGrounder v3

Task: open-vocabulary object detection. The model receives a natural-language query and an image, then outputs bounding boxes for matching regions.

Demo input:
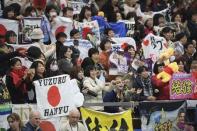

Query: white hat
[30,28,44,40]
[143,15,153,24]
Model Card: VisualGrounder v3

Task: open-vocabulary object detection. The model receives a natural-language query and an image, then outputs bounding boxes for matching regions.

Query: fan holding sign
[109,44,129,75]
[34,75,84,119]
[142,33,168,62]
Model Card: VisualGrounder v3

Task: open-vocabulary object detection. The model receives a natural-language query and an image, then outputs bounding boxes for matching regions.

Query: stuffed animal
[159,48,174,65]
[157,62,179,83]
[98,11,105,17]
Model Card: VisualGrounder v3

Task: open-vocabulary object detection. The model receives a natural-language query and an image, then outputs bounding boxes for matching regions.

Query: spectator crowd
[0,0,197,130]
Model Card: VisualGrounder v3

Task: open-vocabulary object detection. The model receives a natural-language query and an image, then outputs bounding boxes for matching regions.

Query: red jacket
[152,75,170,100]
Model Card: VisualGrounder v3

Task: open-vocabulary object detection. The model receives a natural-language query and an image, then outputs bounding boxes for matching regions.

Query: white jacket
[83,77,114,110]
[60,121,86,131]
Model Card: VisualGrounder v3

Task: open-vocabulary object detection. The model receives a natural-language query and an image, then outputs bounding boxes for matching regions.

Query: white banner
[12,104,37,124]
[122,20,135,37]
[142,33,167,62]
[64,39,92,60]
[74,20,100,46]
[4,0,27,7]
[0,19,19,44]
[51,17,73,43]
[22,17,42,44]
[7,43,41,50]
[109,44,129,75]
[67,1,86,14]
[9,104,68,131]
[40,117,61,131]
[34,75,84,119]
[111,37,136,50]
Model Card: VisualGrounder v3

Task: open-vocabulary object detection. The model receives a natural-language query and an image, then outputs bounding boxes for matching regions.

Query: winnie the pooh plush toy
[157,62,179,83]
[159,48,174,65]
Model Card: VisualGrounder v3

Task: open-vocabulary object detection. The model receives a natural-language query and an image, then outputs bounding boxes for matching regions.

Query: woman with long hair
[45,58,60,77]
[5,31,17,45]
[83,65,115,110]
[27,60,45,103]
[79,6,92,22]
[58,46,74,75]
[7,113,25,131]
[6,58,28,104]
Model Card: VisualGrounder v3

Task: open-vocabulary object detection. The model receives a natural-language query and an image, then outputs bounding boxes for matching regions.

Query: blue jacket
[103,90,119,113]
[24,122,42,131]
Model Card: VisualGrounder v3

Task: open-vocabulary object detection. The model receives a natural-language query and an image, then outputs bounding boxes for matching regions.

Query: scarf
[177,122,185,130]
[10,66,27,93]
[141,76,153,96]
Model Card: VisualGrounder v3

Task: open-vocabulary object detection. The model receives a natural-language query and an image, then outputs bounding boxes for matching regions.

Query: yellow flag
[80,107,133,131]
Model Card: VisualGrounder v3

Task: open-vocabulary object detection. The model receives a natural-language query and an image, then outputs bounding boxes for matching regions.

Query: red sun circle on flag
[40,121,56,131]
[143,40,149,46]
[47,86,61,107]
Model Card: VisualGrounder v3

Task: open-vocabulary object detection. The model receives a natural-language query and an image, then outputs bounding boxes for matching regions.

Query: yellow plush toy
[157,62,179,83]
[159,48,174,65]
[98,11,104,17]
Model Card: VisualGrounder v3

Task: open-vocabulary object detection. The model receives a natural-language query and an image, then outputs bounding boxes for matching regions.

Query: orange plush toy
[157,62,179,83]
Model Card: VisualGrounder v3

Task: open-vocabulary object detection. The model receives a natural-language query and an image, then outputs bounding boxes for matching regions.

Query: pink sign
[170,73,195,100]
